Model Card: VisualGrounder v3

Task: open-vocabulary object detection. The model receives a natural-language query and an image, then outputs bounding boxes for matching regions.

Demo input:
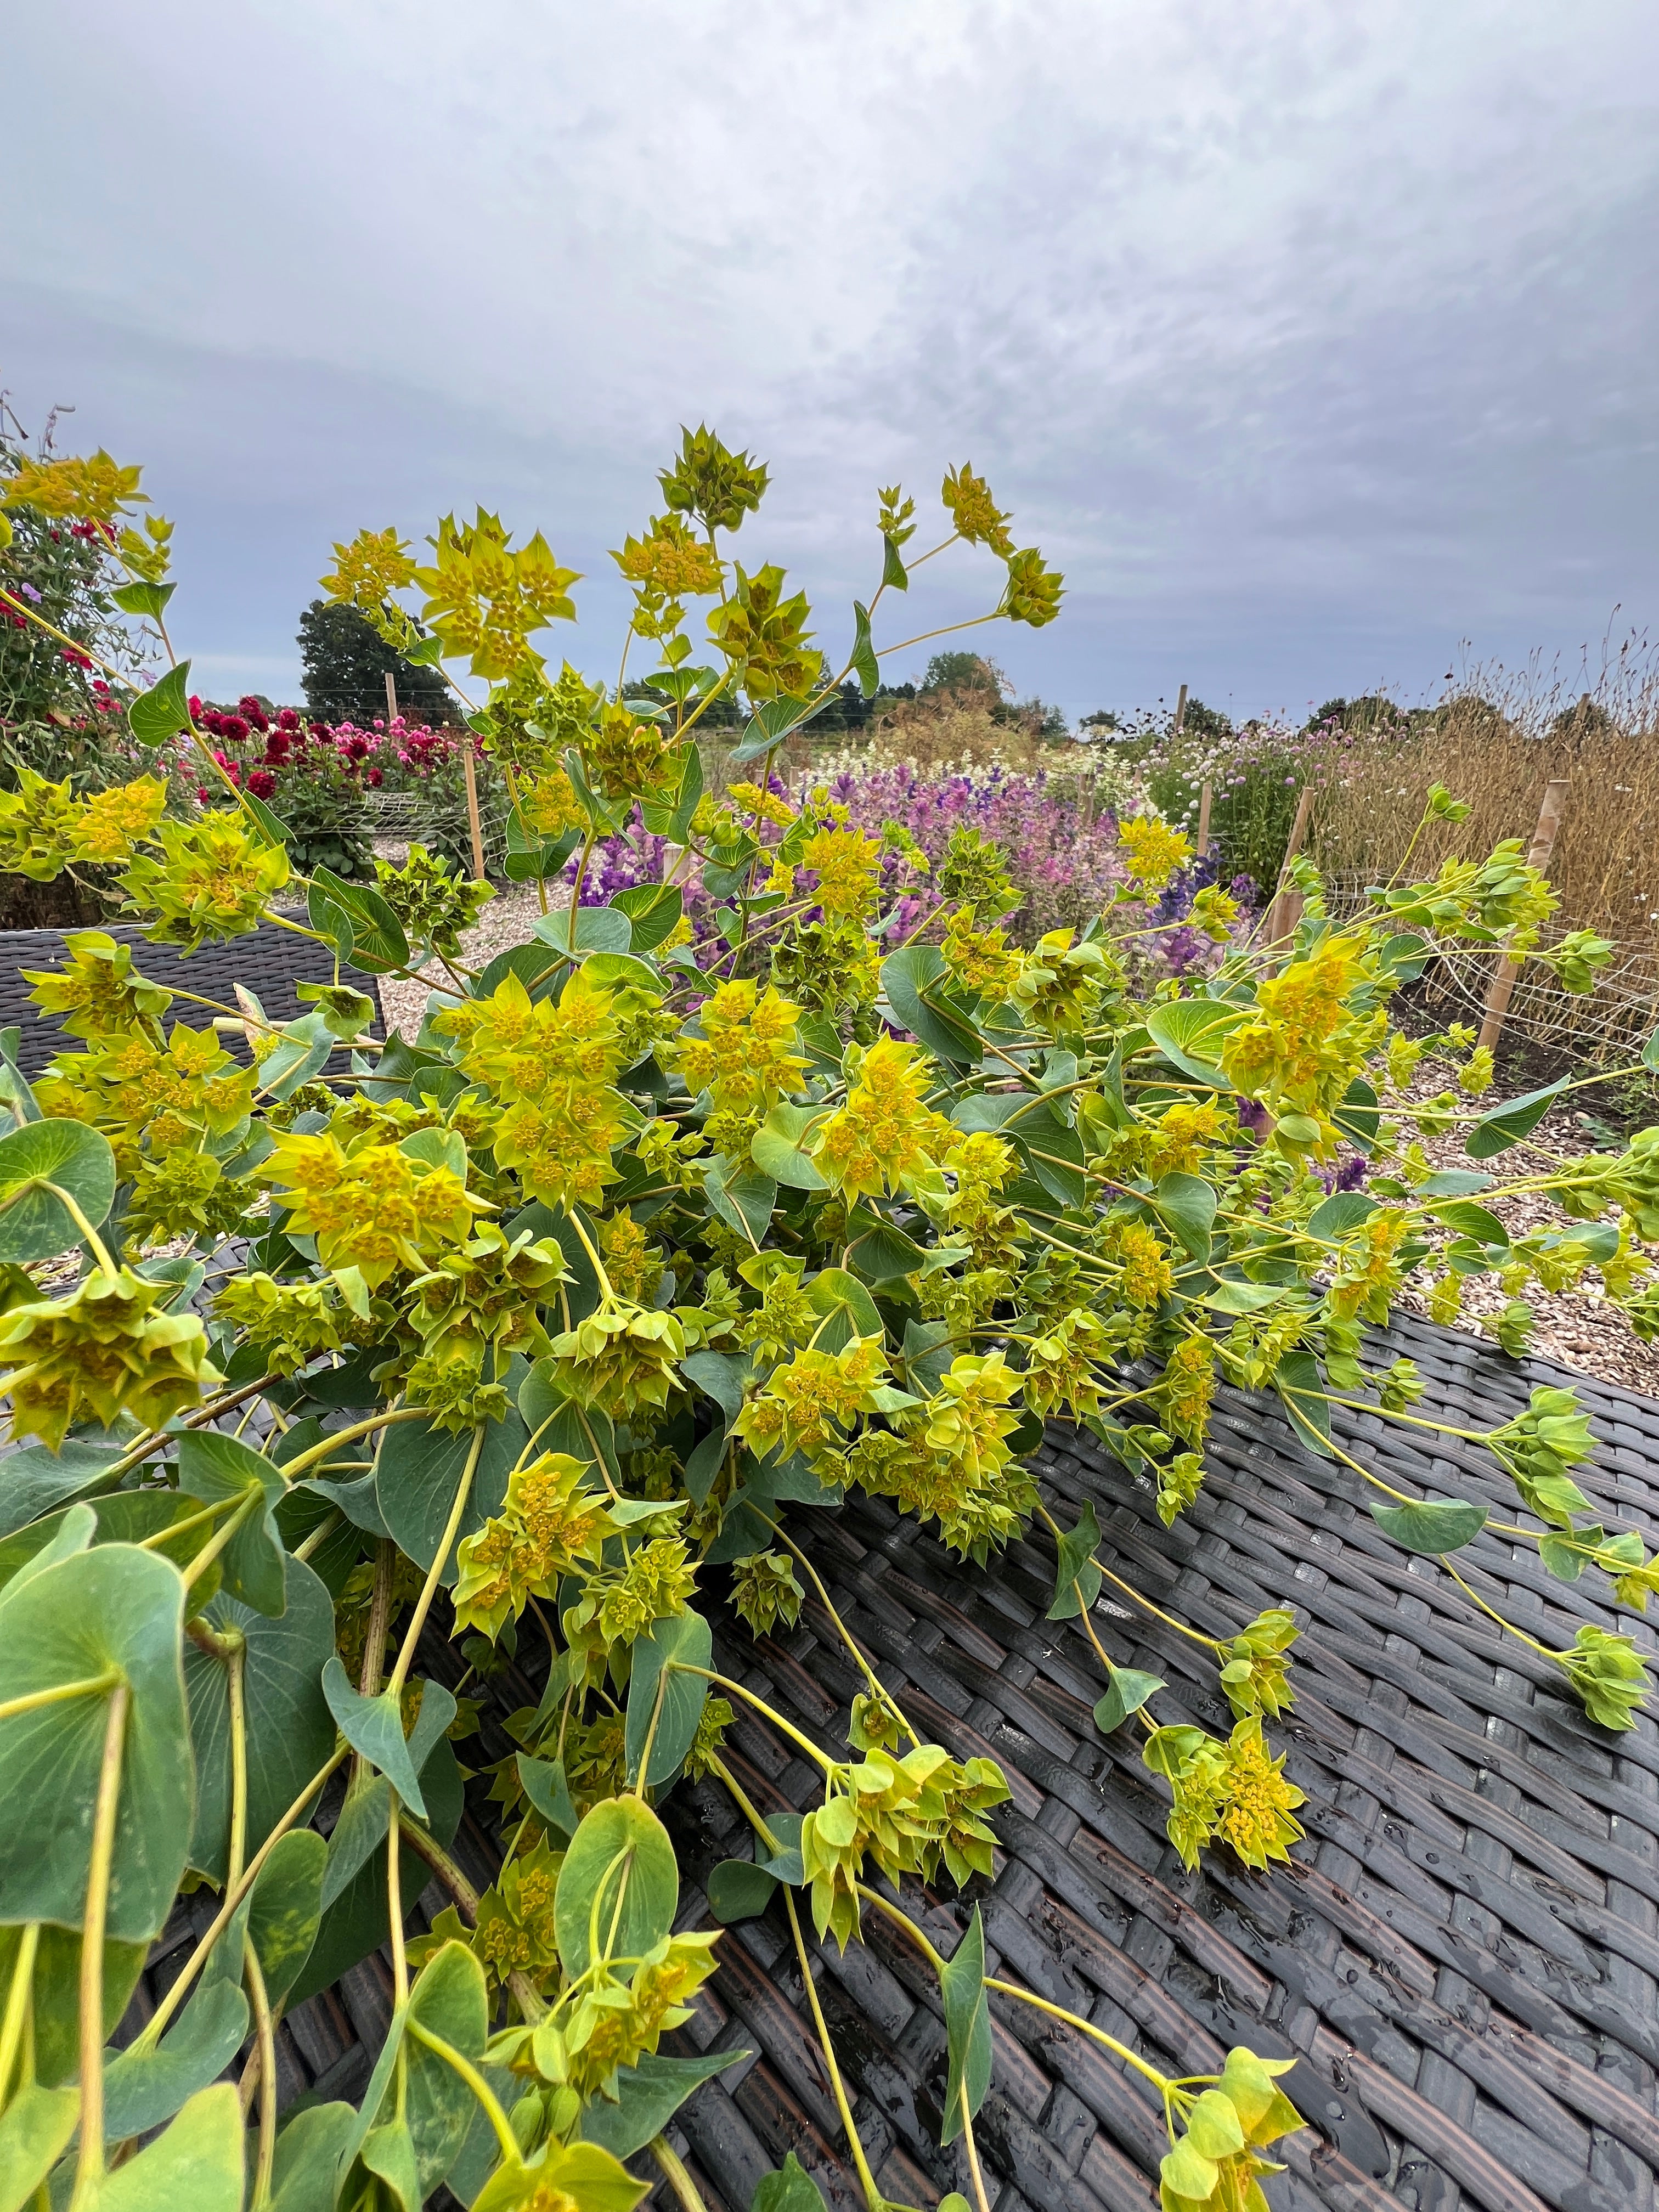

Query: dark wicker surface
[117,1315,1659,2211]
[0,915,383,1072]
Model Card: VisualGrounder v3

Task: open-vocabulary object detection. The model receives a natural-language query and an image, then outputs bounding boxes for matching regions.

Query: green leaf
[0,2084,78,2212]
[680,1350,751,1433]
[1430,1199,1510,1250]
[1153,1171,1216,1262]
[1468,1077,1571,1160]
[730,697,808,764]
[881,945,982,1065]
[805,1265,883,1340]
[287,1739,460,2008]
[1369,1498,1487,1554]
[0,1115,116,1261]
[1145,999,1244,1085]
[707,1858,782,1923]
[614,881,685,952]
[315,866,411,973]
[939,1904,991,2145]
[1644,1022,1659,1074]
[0,1543,191,1941]
[703,1158,777,1243]
[1200,1279,1288,1317]
[554,1797,678,1981]
[1092,1668,1164,1733]
[269,2104,359,2212]
[752,1103,829,1190]
[176,1428,287,1617]
[321,1658,456,1820]
[850,601,879,697]
[375,1404,528,1587]
[1332,1076,1381,1154]
[359,2119,421,2212]
[110,578,177,621]
[517,1752,579,1839]
[240,787,292,851]
[625,1607,713,1786]
[1417,1169,1493,1197]
[183,1558,336,1883]
[127,661,194,749]
[85,2081,243,2210]
[881,534,909,592]
[405,1940,490,2198]
[844,1204,929,1287]
[1274,1348,1334,1460]
[101,1974,249,2140]
[246,1827,328,2004]
[578,2047,749,2159]
[1047,1502,1103,1620]
[2,1923,144,2090]
[1306,1192,1378,1240]
[0,1442,122,1541]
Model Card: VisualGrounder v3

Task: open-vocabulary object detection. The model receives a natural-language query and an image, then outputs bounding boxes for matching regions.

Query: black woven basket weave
[0,916,383,1073]
[117,1314,1659,2212]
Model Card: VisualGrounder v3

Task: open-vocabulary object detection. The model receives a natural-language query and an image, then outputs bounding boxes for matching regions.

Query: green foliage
[297,597,451,723]
[0,429,1650,2208]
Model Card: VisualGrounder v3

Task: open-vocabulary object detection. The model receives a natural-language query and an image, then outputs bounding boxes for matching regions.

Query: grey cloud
[2,0,1655,716]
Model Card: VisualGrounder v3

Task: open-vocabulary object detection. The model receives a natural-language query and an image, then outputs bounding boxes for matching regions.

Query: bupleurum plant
[0,431,1650,2211]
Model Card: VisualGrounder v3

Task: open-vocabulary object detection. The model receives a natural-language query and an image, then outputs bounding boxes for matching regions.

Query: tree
[296,598,452,723]
[921,650,1004,699]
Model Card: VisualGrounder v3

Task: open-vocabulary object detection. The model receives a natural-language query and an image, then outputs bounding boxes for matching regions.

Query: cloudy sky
[4,1,1656,722]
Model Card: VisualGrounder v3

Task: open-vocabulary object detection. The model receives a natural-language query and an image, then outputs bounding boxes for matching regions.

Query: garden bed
[108,1314,1659,2212]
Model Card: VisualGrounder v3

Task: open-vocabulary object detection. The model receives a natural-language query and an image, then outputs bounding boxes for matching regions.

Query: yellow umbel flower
[452,1453,616,1638]
[266,1128,482,1288]
[676,979,808,1115]
[1118,813,1193,890]
[1221,933,1385,1123]
[813,1038,955,1201]
[73,776,169,864]
[800,826,881,919]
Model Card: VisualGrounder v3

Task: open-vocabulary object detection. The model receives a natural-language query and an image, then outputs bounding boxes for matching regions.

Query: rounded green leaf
[407,1940,489,2197]
[625,1608,712,1787]
[0,1117,115,1261]
[1092,1668,1164,1734]
[127,660,194,749]
[86,2080,243,2210]
[375,1407,526,1586]
[1369,1498,1487,1555]
[554,1796,678,1982]
[246,1827,328,2005]
[0,1543,191,1942]
[182,1556,336,1883]
[707,1858,780,1924]
[576,2048,748,2159]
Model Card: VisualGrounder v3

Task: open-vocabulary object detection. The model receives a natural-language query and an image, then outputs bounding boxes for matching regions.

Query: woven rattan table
[0,916,385,1074]
[121,1315,1659,2212]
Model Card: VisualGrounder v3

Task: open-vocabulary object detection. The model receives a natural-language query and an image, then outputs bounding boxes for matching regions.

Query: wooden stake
[1173,682,1188,738]
[461,740,488,883]
[1263,785,1316,950]
[384,671,399,724]
[1195,780,1212,859]
[1477,775,1570,1053]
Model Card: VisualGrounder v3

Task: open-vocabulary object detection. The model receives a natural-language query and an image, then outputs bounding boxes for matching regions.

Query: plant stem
[758,1511,922,1748]
[227,1636,250,1892]
[680,1668,837,1771]
[782,1888,883,2212]
[388,1423,486,1696]
[651,2134,712,2212]
[38,1181,117,1276]
[132,1742,349,2052]
[983,1976,1173,2094]
[386,1788,408,2006]
[0,1922,39,2107]
[245,1941,279,2209]
[360,1538,397,1698]
[71,1683,128,2204]
[406,2018,521,2164]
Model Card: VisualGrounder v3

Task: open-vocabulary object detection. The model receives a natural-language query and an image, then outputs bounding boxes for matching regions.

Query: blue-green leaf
[939,1904,991,2145]
[128,661,193,748]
